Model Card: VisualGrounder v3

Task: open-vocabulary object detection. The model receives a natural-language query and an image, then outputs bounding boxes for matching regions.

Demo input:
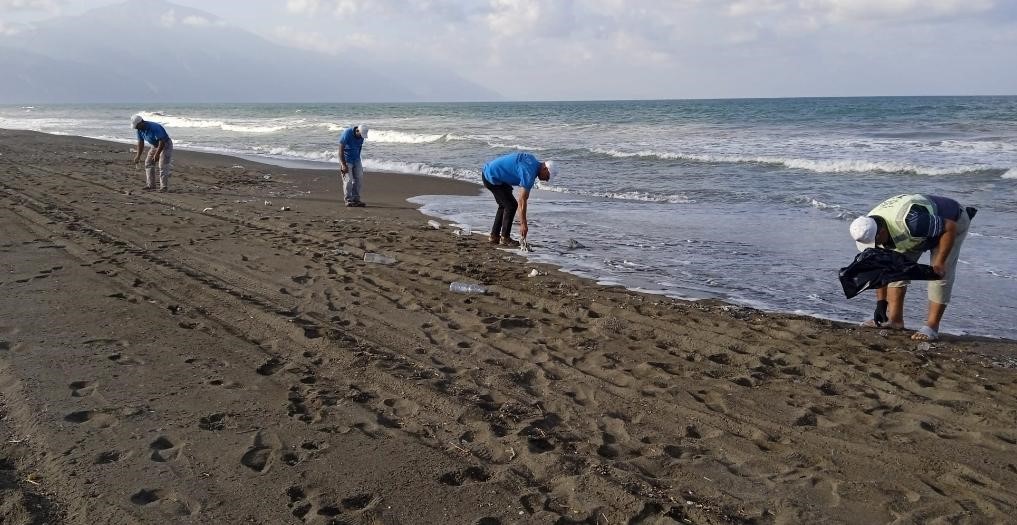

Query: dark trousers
[483,178,517,239]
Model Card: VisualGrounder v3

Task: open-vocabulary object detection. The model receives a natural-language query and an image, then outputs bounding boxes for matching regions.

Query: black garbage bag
[839,248,940,299]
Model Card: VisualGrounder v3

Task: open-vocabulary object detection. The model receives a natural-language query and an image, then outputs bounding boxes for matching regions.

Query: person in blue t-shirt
[338,125,369,207]
[131,115,173,191]
[481,152,558,247]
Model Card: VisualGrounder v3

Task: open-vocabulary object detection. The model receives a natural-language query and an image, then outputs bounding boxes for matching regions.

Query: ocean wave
[138,112,288,133]
[589,147,1007,176]
[488,142,547,151]
[250,145,336,162]
[787,195,858,220]
[444,133,547,151]
[363,159,481,181]
[367,130,447,144]
[1003,168,1017,179]
[537,183,693,204]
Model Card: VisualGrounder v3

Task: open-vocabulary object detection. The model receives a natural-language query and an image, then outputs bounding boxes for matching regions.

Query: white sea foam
[1002,168,1017,179]
[488,142,547,151]
[537,183,693,204]
[589,147,1003,176]
[250,145,335,162]
[363,159,480,181]
[138,112,287,133]
[367,130,446,143]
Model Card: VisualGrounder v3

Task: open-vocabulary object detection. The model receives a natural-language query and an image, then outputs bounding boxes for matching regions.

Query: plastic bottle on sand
[427,220,441,229]
[364,253,397,265]
[450,282,487,294]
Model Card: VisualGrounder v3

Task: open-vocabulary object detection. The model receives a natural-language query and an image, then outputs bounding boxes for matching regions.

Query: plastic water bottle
[457,224,472,236]
[363,252,396,265]
[449,282,486,294]
[427,220,441,229]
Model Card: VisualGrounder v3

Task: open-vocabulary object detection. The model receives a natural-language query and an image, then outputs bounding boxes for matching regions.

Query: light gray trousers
[145,139,173,189]
[342,159,364,203]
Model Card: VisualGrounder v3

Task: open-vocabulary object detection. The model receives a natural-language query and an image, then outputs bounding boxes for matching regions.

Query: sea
[2,97,1016,340]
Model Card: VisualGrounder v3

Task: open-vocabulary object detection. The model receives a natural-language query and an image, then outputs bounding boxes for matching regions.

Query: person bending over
[481,152,557,247]
[849,194,974,341]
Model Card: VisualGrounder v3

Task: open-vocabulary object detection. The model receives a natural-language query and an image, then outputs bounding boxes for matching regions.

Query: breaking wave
[589,148,1008,176]
[138,112,289,133]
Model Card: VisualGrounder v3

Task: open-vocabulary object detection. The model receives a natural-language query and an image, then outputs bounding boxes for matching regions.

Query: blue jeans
[343,159,363,203]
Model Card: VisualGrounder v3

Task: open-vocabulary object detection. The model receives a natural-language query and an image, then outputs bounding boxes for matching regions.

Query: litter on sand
[202,207,213,213]
[427,220,441,229]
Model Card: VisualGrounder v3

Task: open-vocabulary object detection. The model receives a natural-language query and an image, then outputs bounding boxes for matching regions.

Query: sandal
[911,326,939,341]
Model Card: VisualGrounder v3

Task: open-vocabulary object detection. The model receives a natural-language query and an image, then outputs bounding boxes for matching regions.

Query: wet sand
[2,128,1017,524]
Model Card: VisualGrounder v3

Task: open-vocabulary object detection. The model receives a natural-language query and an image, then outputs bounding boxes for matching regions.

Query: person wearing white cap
[848,194,975,341]
[338,124,369,207]
[130,114,173,191]
[480,152,556,247]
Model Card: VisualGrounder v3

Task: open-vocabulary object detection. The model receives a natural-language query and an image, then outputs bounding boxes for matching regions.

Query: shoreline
[3,127,1013,341]
[3,128,1017,523]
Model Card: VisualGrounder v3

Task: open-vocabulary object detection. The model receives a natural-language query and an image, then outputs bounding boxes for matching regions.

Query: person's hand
[519,224,528,239]
[932,262,946,278]
[873,299,889,326]
[340,165,349,175]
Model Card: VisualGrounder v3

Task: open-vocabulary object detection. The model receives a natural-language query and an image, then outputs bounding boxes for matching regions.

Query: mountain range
[0,0,500,103]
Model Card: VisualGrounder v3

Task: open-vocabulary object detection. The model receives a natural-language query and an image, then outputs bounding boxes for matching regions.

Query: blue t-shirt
[136,122,170,146]
[482,152,541,189]
[339,127,365,162]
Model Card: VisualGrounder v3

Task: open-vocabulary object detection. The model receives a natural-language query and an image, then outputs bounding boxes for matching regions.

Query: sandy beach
[3,128,1017,524]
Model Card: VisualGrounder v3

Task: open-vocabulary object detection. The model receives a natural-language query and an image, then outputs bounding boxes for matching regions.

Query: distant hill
[0,0,500,103]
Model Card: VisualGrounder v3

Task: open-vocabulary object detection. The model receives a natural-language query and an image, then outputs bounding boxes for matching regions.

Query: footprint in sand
[64,410,117,428]
[341,493,376,511]
[198,413,227,431]
[129,488,199,516]
[94,450,127,465]
[241,430,282,473]
[256,357,285,376]
[382,398,420,418]
[149,436,182,462]
[69,380,97,397]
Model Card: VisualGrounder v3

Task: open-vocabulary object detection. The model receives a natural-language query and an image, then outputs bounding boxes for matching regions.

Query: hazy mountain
[0,0,500,103]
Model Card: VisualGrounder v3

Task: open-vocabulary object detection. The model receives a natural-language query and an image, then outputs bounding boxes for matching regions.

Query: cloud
[0,20,29,35]
[723,0,998,25]
[803,0,995,22]
[160,9,176,27]
[182,15,212,26]
[270,0,1016,99]
[269,25,376,54]
[0,0,61,12]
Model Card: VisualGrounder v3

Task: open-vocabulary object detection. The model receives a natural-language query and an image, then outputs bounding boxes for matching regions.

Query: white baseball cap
[357,125,369,139]
[131,115,143,127]
[850,216,877,252]
[544,160,558,178]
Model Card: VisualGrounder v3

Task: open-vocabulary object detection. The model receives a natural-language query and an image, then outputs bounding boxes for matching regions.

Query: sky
[2,0,1016,101]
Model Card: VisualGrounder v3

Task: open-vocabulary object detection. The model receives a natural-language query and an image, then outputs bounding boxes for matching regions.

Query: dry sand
[2,128,1017,524]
